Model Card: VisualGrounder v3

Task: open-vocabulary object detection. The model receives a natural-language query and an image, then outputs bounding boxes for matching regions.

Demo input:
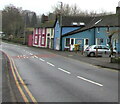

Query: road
[1,42,118,103]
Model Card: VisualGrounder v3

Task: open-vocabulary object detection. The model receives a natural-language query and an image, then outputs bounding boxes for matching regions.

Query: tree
[31,12,37,27]
[52,3,113,17]
[25,13,31,27]
[2,4,24,37]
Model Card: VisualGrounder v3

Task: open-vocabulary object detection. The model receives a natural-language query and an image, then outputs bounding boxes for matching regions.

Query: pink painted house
[33,28,47,48]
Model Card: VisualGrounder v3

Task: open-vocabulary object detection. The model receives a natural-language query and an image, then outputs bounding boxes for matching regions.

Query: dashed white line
[34,56,38,58]
[20,55,23,57]
[58,68,71,74]
[39,58,45,62]
[30,53,33,55]
[47,62,55,67]
[77,76,103,87]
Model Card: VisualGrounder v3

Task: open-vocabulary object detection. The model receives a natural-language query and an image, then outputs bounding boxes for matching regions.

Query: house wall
[95,27,120,53]
[54,20,81,50]
[62,26,120,52]
[54,20,61,50]
[40,28,46,47]
[46,28,54,49]
[62,29,95,51]
[33,28,47,48]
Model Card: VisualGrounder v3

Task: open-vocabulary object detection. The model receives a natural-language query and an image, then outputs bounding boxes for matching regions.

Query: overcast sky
[0,0,120,15]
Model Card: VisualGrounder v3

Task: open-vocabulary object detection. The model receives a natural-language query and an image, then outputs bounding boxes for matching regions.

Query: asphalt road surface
[1,42,118,103]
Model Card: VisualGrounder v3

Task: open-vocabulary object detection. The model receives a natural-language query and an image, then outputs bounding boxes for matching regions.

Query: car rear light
[86,49,89,51]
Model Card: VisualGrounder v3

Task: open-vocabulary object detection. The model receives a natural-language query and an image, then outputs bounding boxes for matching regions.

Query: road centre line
[77,76,103,87]
[47,62,55,67]
[30,53,33,55]
[58,68,71,74]
[39,58,45,62]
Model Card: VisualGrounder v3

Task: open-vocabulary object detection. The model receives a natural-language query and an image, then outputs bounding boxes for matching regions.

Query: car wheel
[89,52,95,57]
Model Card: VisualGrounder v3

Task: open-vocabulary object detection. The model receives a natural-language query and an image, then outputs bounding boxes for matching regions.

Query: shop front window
[65,38,70,47]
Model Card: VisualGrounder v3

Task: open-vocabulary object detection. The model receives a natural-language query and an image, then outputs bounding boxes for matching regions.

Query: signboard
[76,39,82,44]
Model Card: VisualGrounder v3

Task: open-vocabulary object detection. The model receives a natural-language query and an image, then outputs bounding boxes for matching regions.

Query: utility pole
[59,1,63,14]
[58,1,63,51]
[23,14,26,45]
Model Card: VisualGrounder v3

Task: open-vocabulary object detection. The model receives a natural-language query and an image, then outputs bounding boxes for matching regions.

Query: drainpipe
[94,27,96,45]
[60,26,62,51]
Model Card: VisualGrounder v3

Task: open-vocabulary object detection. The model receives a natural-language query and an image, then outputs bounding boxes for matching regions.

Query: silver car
[84,45,116,57]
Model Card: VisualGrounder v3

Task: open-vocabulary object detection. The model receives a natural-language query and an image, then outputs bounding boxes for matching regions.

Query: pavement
[39,48,120,70]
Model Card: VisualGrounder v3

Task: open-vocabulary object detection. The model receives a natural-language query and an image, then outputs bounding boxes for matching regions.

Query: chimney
[116,1,120,14]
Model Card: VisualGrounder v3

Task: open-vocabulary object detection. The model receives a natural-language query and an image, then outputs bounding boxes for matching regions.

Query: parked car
[84,45,116,57]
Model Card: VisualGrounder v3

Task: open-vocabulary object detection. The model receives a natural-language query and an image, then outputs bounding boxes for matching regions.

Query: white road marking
[39,58,45,62]
[58,68,71,74]
[34,56,38,58]
[18,56,20,59]
[47,62,55,67]
[77,76,103,87]
[20,55,23,57]
[30,53,33,55]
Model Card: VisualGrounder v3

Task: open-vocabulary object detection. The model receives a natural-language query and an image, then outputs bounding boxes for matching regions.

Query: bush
[11,38,24,44]
[111,57,120,63]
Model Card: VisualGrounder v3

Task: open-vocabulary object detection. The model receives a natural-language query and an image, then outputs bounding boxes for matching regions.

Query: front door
[84,38,89,50]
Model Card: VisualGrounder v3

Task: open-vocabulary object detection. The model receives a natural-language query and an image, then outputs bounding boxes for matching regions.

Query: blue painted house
[62,7,120,53]
[54,16,93,50]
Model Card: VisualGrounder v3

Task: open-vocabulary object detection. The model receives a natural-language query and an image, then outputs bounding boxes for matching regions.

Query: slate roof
[62,14,119,37]
[36,20,56,28]
[61,16,93,27]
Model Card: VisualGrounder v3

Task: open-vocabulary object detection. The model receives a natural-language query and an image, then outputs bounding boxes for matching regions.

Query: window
[94,46,102,49]
[42,28,45,34]
[42,37,45,45]
[38,29,41,34]
[65,38,70,47]
[34,36,38,44]
[85,39,89,45]
[97,28,100,33]
[107,27,109,33]
[35,29,38,34]
[71,39,74,45]
[102,46,109,50]
[100,39,103,43]
[47,33,50,36]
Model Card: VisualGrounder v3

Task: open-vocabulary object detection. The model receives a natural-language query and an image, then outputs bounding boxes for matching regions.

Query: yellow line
[11,58,38,103]
[6,54,29,103]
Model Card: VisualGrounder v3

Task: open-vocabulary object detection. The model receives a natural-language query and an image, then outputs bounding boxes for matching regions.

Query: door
[70,38,75,51]
[84,38,89,50]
